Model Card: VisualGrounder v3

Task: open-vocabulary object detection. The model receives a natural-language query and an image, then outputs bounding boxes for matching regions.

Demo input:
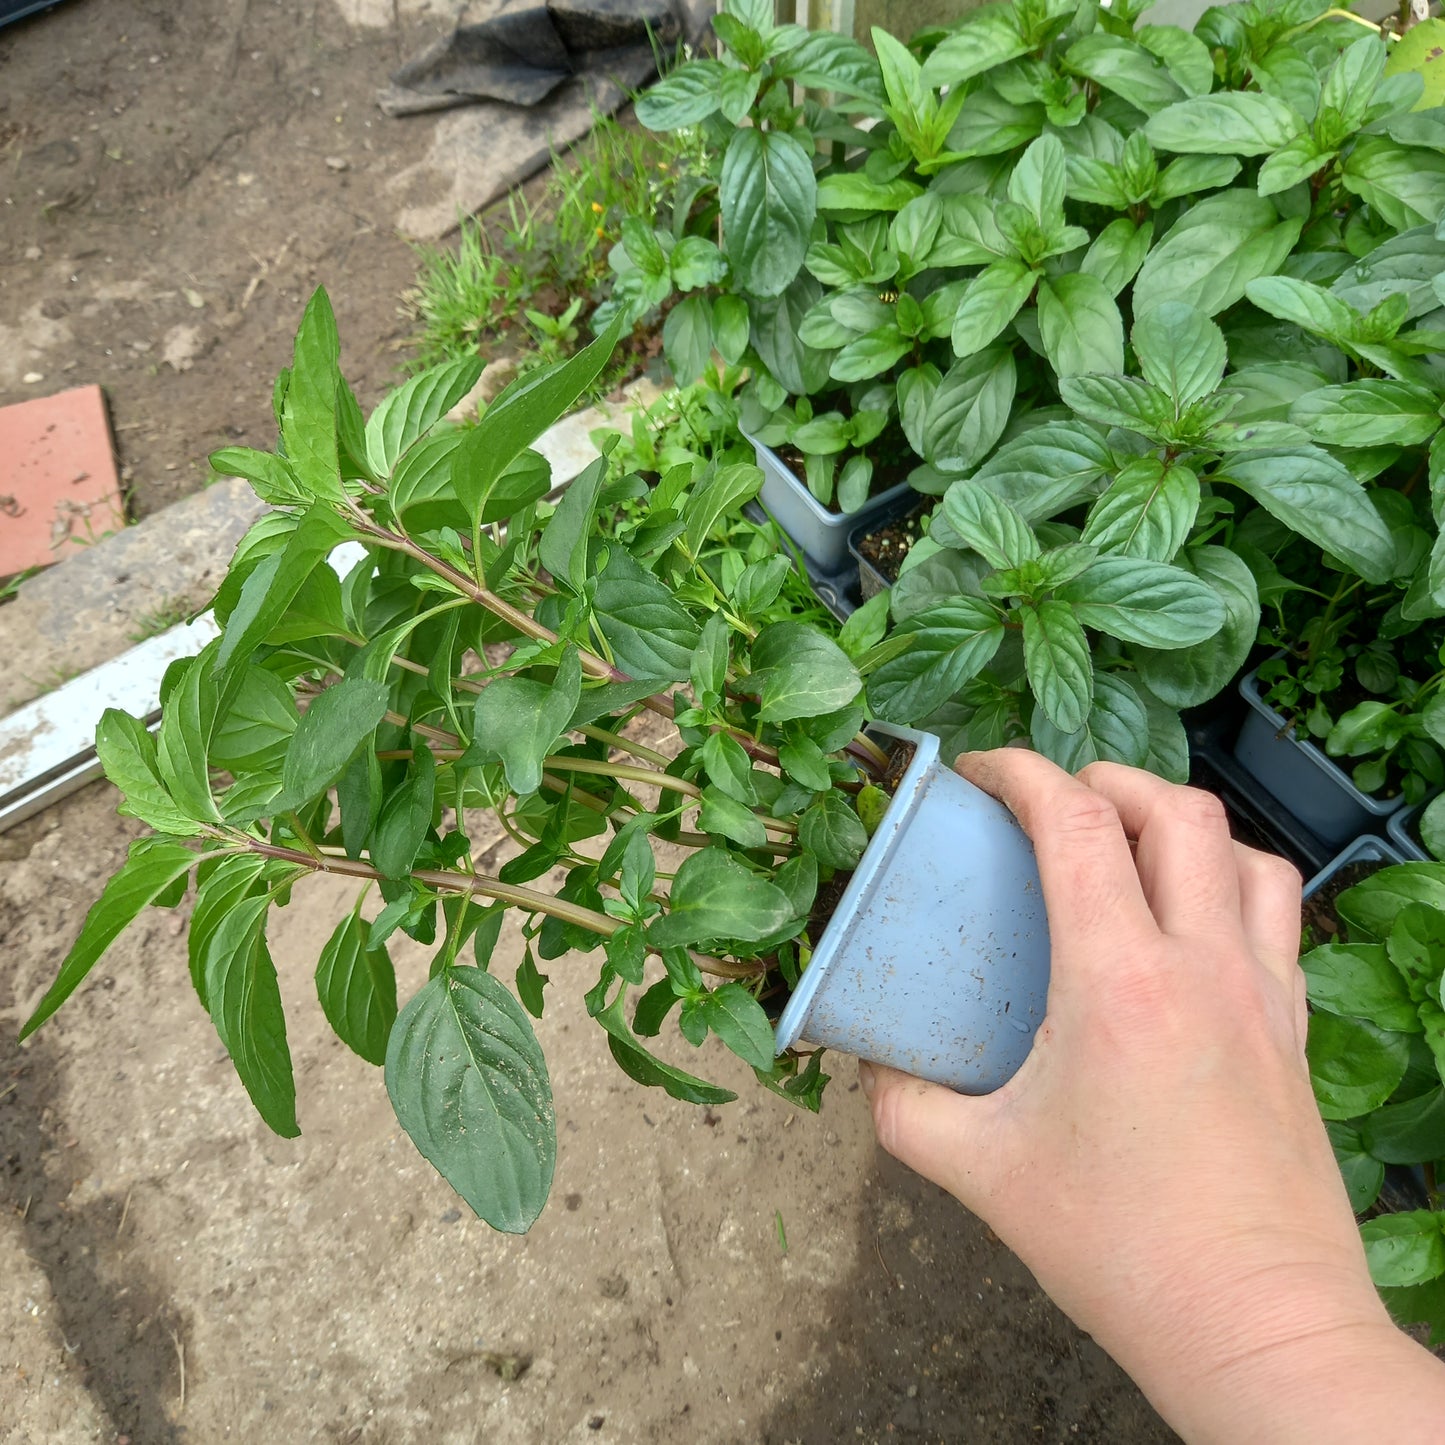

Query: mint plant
[628,0,1445,776]
[20,291,909,1234]
[1302,860,1445,1341]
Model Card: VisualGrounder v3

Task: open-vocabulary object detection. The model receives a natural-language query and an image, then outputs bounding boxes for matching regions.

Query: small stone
[23,244,41,260]
[587,1417,604,1431]
[236,172,255,186]
[22,371,45,384]
[183,287,204,309]
[439,1207,461,1224]
[325,156,349,172]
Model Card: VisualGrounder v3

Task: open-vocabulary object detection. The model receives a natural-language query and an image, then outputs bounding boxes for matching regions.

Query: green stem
[578,724,674,769]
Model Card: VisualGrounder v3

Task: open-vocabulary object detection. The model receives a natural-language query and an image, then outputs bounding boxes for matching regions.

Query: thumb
[860,1061,1000,1207]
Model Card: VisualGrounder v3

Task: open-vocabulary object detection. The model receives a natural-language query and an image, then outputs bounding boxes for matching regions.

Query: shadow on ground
[761,1150,1178,1444]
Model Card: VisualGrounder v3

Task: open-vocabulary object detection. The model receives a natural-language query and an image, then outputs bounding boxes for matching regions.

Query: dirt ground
[0,775,1175,1445]
[0,0,466,520]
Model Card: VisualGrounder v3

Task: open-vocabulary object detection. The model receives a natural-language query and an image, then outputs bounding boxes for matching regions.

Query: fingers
[861,1060,993,1206]
[958,749,1155,956]
[1076,762,1239,938]
[1235,843,1304,983]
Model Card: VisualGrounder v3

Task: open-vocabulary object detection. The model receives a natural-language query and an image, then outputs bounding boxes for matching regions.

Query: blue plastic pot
[749,436,911,574]
[1387,797,1435,862]
[1234,668,1405,848]
[773,724,1051,1094]
[1302,834,1406,900]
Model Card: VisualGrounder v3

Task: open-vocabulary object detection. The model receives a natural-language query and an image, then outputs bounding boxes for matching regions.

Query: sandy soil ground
[0,0,461,520]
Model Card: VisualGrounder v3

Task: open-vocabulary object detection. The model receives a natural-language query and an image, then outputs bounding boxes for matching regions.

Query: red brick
[0,384,125,578]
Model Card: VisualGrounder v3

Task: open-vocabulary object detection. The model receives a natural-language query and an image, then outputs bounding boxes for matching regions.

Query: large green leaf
[921,349,1017,473]
[1030,670,1151,772]
[1022,600,1093,733]
[634,61,727,129]
[470,648,582,797]
[1036,273,1125,379]
[1361,1213,1445,1288]
[1082,458,1199,563]
[591,548,701,683]
[648,849,797,947]
[1057,557,1225,647]
[942,481,1039,570]
[279,288,344,502]
[1290,380,1442,448]
[157,649,229,825]
[277,678,390,812]
[452,316,622,527]
[96,709,202,837]
[1301,942,1422,1032]
[210,669,299,772]
[1216,447,1397,583]
[799,790,869,870]
[21,838,199,1039]
[951,260,1036,357]
[1064,33,1185,114]
[720,128,816,298]
[1133,191,1302,316]
[370,743,437,880]
[1131,302,1227,408]
[971,420,1113,521]
[364,357,481,478]
[1361,1088,1445,1165]
[749,622,861,722]
[1145,92,1303,155]
[315,910,398,1066]
[593,986,737,1104]
[1343,137,1445,233]
[539,452,607,595]
[699,982,776,1072]
[920,9,1028,86]
[1338,863,1445,939]
[188,852,272,1011]
[1306,1012,1410,1119]
[203,893,299,1137]
[867,600,1006,721]
[386,967,555,1233]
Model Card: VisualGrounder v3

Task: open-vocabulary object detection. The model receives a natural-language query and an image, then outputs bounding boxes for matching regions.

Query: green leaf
[1362,1087,1445,1166]
[315,910,398,1066]
[211,669,299,772]
[1037,273,1125,379]
[1145,93,1303,155]
[1080,216,1154,297]
[470,649,582,797]
[277,678,390,812]
[1302,942,1422,1032]
[1325,1121,1385,1214]
[1135,546,1259,708]
[663,293,715,383]
[1132,191,1302,317]
[210,447,306,506]
[778,735,834,792]
[1385,15,1445,107]
[515,946,549,1019]
[942,481,1040,570]
[1136,23,1213,97]
[1338,863,1445,940]
[386,967,555,1233]
[539,452,607,594]
[670,235,728,292]
[971,420,1113,521]
[799,790,869,870]
[1244,275,1358,342]
[1343,136,1445,233]
[634,61,727,129]
[214,503,354,680]
[452,316,623,527]
[156,649,229,825]
[203,894,299,1137]
[1216,447,1397,584]
[1056,556,1225,647]
[1290,379,1442,448]
[698,787,769,849]
[1152,153,1241,205]
[685,463,763,554]
[1131,302,1227,408]
[720,128,816,299]
[1307,1012,1411,1119]
[364,357,482,478]
[1387,902,1445,1004]
[749,622,861,722]
[816,173,924,213]
[951,260,1036,358]
[593,986,737,1104]
[699,730,758,804]
[1081,458,1199,563]
[920,10,1028,86]
[699,982,776,1071]
[591,548,701,683]
[920,348,1017,474]
[21,838,198,1039]
[1058,374,1174,434]
[371,743,436,880]
[867,599,1006,722]
[188,852,271,1011]
[1008,133,1067,229]
[96,709,201,836]
[1023,600,1093,733]
[1031,670,1150,772]
[713,294,750,365]
[279,287,343,502]
[1361,1213,1445,1288]
[1065,33,1184,114]
[649,849,797,947]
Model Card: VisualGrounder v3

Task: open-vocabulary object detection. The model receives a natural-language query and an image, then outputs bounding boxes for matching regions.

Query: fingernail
[858,1061,876,1097]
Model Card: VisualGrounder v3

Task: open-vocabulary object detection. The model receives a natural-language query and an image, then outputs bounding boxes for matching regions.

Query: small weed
[0,565,42,606]
[127,603,191,642]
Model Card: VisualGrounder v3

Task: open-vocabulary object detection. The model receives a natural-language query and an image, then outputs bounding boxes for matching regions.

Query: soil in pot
[1301,859,1389,949]
[777,441,914,516]
[855,504,929,586]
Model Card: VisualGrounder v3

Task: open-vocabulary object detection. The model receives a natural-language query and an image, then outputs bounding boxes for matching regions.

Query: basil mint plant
[20,290,909,1234]
[1303,860,1445,1341]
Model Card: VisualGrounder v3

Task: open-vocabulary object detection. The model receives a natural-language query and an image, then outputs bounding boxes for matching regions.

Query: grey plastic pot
[1387,798,1435,861]
[749,435,911,574]
[1303,834,1406,900]
[1234,669,1405,849]
[773,723,1051,1094]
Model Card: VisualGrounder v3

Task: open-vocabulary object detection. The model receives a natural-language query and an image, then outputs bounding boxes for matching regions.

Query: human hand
[861,750,1444,1443]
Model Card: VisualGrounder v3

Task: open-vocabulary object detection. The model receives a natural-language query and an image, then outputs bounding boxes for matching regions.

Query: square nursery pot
[849,497,929,602]
[1303,834,1406,900]
[1235,668,1406,849]
[773,723,1051,1094]
[748,434,911,575]
[1387,797,1436,861]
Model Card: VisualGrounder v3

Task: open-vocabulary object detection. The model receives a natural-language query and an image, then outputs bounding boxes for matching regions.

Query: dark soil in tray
[856,504,929,584]
[1301,858,1387,950]
[777,444,912,516]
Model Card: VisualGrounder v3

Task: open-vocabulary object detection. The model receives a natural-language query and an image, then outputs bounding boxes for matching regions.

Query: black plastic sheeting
[0,0,70,29]
[379,0,682,116]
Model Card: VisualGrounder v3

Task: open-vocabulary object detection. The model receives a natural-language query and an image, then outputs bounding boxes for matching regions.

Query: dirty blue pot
[1387,796,1437,862]
[1235,668,1405,848]
[774,723,1050,1094]
[749,435,911,574]
[1303,834,1406,899]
